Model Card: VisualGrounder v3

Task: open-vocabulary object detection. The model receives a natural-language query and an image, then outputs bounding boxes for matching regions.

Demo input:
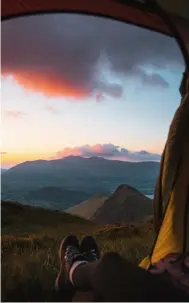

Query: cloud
[54,143,161,162]
[135,67,169,88]
[2,14,183,99]
[4,110,25,118]
[45,105,59,115]
[96,92,105,102]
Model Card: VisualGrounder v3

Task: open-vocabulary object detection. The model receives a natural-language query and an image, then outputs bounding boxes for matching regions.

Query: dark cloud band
[2,14,183,99]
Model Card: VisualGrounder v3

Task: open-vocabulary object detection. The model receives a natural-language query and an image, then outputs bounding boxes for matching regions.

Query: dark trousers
[72,252,189,302]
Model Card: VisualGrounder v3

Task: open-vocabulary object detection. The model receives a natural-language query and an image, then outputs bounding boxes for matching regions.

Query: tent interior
[1,0,189,301]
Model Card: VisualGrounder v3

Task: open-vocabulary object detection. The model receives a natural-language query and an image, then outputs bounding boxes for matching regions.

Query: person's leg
[54,235,89,301]
[55,235,189,301]
[72,251,189,302]
[70,235,100,290]
[55,235,101,301]
[71,257,99,290]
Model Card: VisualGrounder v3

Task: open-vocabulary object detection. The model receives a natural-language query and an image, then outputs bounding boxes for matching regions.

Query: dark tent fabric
[1,0,173,36]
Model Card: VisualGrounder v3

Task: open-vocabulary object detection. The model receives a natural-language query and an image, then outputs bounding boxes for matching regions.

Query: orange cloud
[6,72,89,99]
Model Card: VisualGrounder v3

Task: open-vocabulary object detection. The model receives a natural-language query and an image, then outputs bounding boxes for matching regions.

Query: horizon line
[1,154,161,170]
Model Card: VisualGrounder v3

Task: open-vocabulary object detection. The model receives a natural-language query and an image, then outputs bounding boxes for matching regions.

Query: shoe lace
[81,249,98,260]
[64,246,81,261]
[90,248,98,260]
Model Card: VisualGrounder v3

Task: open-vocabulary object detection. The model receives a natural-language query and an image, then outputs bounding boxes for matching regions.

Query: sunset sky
[1,14,184,168]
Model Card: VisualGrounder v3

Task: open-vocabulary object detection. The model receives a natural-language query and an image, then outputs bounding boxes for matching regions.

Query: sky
[1,14,185,168]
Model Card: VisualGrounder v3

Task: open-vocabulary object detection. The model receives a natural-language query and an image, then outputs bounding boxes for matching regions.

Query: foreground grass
[1,201,154,302]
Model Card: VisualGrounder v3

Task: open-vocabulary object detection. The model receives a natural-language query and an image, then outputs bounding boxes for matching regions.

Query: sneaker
[55,235,87,298]
[80,236,100,262]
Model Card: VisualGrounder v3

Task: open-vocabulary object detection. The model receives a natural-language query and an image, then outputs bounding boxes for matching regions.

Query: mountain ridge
[2,156,158,209]
[4,155,160,171]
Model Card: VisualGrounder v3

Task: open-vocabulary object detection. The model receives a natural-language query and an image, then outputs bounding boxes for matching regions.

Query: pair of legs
[55,235,189,302]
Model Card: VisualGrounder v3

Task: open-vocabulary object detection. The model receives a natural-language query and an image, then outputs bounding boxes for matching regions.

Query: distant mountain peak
[68,184,152,224]
[115,184,140,194]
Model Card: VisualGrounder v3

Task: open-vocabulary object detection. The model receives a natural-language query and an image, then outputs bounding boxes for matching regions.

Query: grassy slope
[1,201,154,302]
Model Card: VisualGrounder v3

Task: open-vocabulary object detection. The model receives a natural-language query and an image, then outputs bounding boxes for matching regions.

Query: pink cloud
[96,92,105,102]
[54,144,161,162]
[4,110,25,118]
[55,147,83,158]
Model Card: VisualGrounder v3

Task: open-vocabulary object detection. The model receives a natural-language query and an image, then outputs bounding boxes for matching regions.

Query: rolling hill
[67,184,152,223]
[1,200,91,236]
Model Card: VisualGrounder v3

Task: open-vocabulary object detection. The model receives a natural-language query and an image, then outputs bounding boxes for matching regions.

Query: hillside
[67,184,152,223]
[2,200,91,236]
[67,195,108,219]
[92,184,152,224]
[2,200,154,302]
